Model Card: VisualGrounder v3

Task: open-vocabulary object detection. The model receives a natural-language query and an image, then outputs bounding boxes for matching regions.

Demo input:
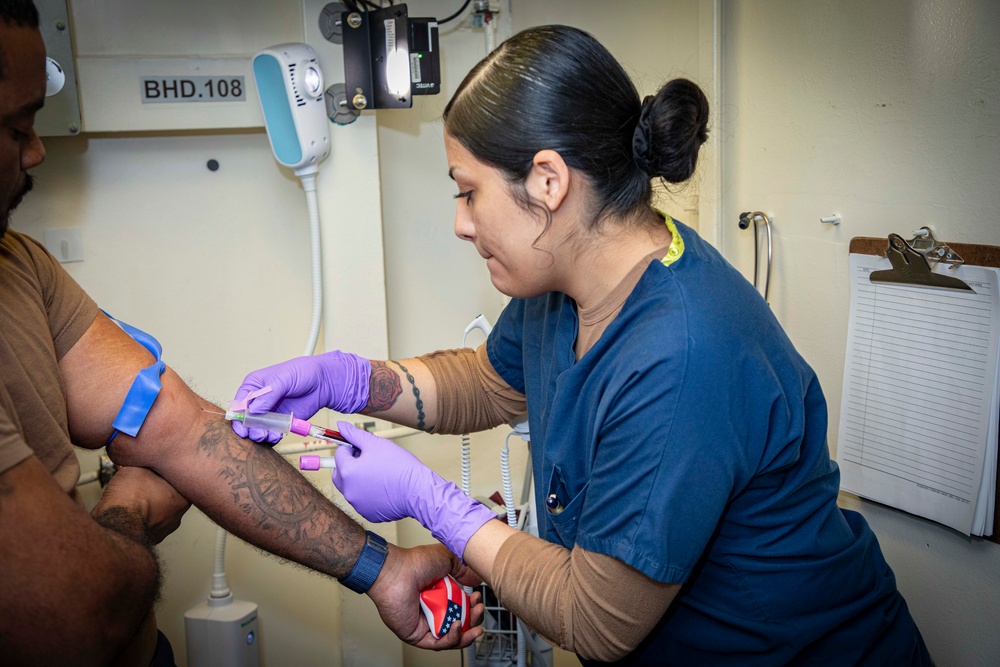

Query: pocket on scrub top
[544,464,589,546]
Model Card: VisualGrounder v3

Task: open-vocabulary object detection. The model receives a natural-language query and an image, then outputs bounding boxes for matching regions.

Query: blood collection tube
[227,410,350,444]
[228,409,359,457]
[299,455,337,470]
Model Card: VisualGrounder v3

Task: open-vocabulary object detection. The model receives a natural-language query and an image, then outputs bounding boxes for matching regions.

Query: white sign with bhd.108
[141,76,246,103]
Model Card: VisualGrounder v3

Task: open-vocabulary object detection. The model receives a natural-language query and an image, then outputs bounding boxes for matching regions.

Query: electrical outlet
[44,228,84,263]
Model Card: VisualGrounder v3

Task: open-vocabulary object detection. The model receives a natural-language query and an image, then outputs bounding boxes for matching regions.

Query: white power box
[184,596,260,667]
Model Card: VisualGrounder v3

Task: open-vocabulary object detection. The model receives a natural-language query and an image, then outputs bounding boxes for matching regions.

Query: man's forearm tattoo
[391,360,426,430]
[196,417,362,577]
[199,419,319,529]
[365,360,403,413]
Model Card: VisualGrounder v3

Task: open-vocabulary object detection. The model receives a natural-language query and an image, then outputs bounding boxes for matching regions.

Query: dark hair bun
[641,78,709,184]
[445,26,710,221]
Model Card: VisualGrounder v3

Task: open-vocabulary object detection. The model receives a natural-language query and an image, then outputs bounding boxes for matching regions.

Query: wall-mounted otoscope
[251,42,331,357]
[252,43,331,177]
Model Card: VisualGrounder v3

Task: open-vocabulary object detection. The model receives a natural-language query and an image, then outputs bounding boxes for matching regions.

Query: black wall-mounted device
[341,3,441,111]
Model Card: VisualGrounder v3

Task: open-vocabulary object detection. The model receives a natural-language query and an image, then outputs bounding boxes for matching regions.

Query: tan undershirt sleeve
[419,344,527,435]
[491,531,679,662]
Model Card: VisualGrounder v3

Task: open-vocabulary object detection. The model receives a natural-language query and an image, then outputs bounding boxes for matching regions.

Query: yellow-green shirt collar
[659,211,685,267]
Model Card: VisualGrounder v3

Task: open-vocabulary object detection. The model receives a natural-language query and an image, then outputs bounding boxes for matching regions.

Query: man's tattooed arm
[60,314,485,650]
[105,391,365,580]
[181,414,366,578]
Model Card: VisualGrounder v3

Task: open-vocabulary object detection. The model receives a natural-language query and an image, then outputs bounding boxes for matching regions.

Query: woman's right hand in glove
[230,350,371,443]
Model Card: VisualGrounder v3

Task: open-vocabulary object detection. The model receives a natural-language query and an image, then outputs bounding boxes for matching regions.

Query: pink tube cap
[299,455,321,471]
[290,417,311,437]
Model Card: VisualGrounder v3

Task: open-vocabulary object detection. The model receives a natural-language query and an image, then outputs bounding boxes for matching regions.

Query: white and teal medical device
[252,43,330,177]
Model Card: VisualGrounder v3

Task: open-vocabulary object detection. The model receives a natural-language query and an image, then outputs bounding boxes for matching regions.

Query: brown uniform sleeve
[491,531,679,662]
[419,343,527,435]
[0,232,99,488]
[0,386,32,480]
[18,232,100,359]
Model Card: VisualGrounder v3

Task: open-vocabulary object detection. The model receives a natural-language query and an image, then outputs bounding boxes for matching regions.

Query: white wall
[720,1,1000,665]
[20,0,998,666]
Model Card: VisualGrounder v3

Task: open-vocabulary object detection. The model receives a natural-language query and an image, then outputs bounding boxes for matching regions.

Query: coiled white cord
[460,315,491,666]
[501,433,517,530]
[210,525,231,600]
[461,433,473,498]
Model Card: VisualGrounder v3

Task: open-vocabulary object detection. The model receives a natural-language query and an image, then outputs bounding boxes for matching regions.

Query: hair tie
[632,95,655,175]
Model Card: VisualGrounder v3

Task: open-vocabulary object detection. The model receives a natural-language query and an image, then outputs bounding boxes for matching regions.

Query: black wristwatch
[340,530,388,594]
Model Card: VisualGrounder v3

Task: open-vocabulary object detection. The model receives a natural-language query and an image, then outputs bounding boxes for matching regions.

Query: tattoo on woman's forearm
[366,360,403,413]
[391,360,426,430]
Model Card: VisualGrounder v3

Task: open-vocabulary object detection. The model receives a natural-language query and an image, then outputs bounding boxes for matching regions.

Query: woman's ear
[525,150,571,212]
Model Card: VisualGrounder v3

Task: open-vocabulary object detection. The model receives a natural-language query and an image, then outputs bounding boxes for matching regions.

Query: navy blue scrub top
[486,219,929,666]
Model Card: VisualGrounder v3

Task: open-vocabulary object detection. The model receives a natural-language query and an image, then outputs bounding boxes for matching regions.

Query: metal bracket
[909,226,964,269]
[35,0,82,136]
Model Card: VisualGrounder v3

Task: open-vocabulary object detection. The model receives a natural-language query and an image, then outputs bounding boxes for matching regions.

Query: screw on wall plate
[319,3,348,44]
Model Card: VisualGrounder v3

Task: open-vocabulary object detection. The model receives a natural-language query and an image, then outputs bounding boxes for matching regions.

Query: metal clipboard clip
[909,226,965,268]
[869,233,974,292]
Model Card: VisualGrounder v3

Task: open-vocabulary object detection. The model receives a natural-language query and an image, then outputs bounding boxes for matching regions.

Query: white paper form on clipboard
[837,250,1000,536]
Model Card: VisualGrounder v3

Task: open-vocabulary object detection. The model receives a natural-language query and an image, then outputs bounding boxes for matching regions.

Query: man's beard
[1,174,34,240]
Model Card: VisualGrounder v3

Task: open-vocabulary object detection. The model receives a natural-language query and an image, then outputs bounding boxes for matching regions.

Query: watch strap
[340,530,388,594]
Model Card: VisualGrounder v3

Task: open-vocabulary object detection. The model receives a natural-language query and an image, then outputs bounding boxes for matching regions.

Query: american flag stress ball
[419,575,471,639]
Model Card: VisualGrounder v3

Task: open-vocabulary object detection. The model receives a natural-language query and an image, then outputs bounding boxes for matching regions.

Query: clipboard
[848,233,1000,543]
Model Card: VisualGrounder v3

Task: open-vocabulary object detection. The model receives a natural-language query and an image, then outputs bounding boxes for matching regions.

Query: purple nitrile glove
[332,421,496,561]
[230,351,371,444]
